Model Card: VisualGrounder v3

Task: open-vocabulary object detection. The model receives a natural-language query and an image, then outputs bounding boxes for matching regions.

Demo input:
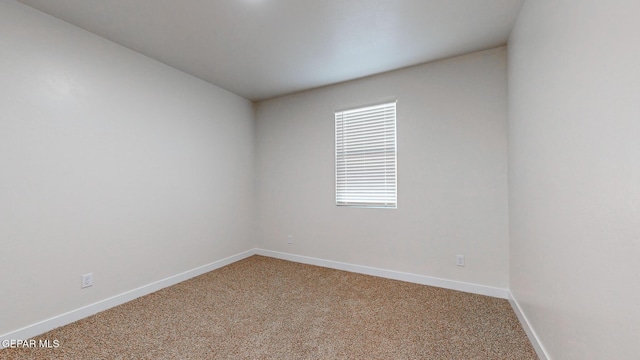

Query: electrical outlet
[287,235,293,244]
[81,273,93,288]
[456,255,465,267]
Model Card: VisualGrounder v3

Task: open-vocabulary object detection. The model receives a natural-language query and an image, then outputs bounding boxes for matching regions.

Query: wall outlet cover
[81,273,93,288]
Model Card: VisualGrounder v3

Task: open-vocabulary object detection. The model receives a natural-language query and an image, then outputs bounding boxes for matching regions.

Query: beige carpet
[0,256,537,359]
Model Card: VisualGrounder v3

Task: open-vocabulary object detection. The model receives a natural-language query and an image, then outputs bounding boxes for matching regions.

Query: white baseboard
[0,249,257,348]
[255,249,509,299]
[508,291,549,360]
[1,247,514,349]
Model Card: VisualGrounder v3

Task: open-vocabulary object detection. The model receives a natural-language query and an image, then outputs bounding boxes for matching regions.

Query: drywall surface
[255,48,509,289]
[0,0,255,335]
[508,1,640,358]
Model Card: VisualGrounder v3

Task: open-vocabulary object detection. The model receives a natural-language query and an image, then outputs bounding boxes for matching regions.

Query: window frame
[335,101,397,209]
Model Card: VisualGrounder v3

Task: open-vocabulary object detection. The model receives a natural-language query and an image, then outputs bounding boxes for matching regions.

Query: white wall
[508,1,640,358]
[0,0,255,336]
[255,48,509,289]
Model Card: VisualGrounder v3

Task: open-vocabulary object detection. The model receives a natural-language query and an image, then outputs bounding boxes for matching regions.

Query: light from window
[335,101,397,208]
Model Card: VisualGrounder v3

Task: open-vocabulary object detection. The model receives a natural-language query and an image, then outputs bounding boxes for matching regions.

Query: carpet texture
[0,256,537,359]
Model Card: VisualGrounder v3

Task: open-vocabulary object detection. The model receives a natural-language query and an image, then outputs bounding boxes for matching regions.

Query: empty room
[1,0,638,359]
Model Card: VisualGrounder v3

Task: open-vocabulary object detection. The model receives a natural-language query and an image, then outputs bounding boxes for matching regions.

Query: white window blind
[335,101,397,208]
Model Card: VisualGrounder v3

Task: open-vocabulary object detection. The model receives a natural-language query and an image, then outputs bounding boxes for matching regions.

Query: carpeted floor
[0,256,538,359]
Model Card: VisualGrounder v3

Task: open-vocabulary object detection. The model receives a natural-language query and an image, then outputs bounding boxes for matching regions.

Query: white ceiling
[18,0,524,101]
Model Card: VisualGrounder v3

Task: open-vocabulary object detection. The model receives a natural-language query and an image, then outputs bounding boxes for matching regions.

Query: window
[335,101,397,208]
